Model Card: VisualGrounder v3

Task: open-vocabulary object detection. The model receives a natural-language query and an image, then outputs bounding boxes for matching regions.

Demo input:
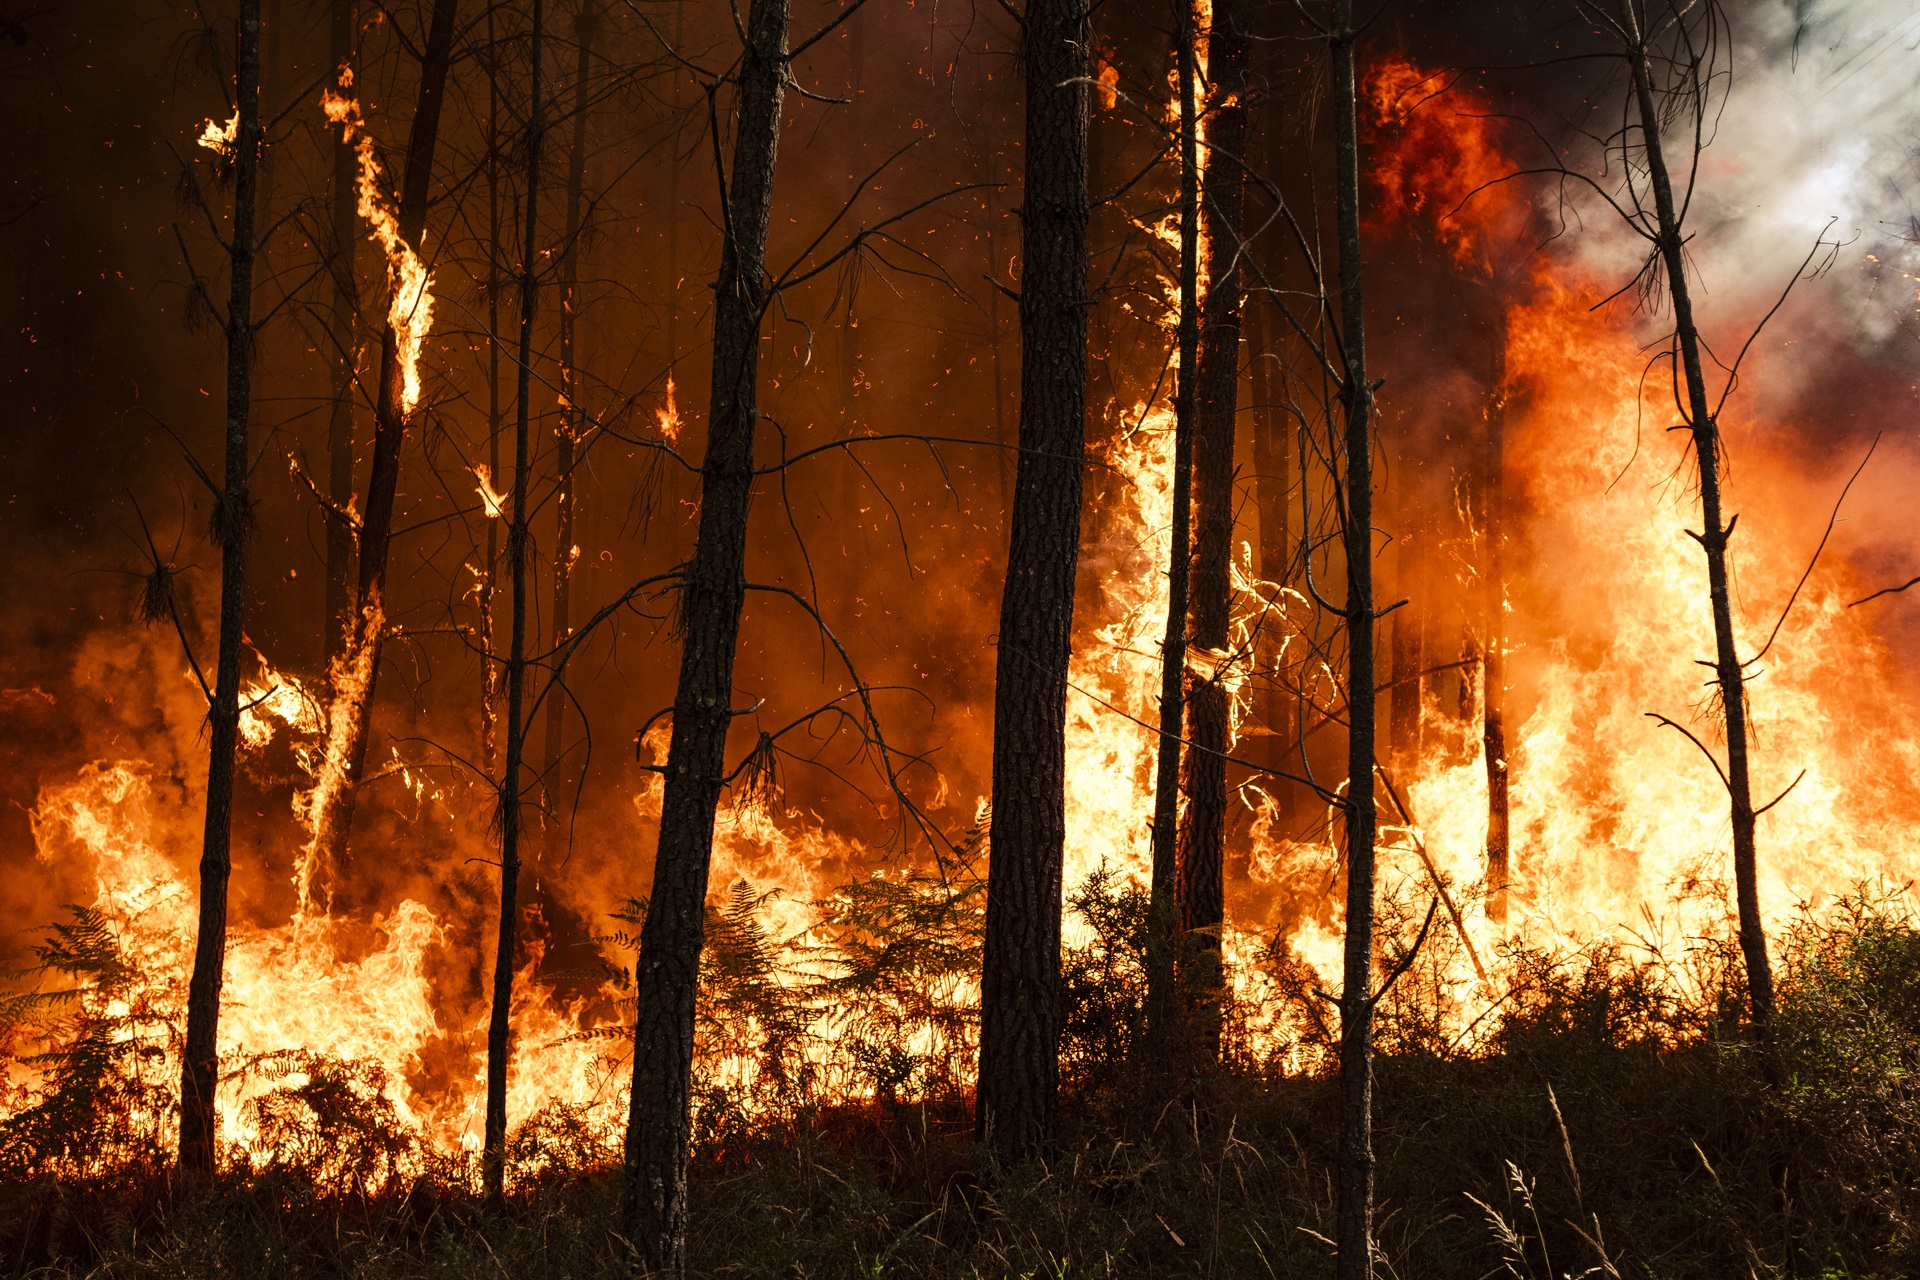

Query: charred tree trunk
[1483,318,1510,922]
[544,0,597,831]
[1178,0,1251,1065]
[309,0,460,897]
[1330,2,1380,1275]
[1145,0,1201,1060]
[483,0,544,1205]
[974,0,1089,1166]
[1246,291,1299,822]
[325,0,358,671]
[178,0,262,1176]
[1619,0,1773,1026]
[620,0,789,1268]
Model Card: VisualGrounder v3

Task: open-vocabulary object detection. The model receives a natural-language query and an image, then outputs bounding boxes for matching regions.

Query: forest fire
[4,0,1919,1276]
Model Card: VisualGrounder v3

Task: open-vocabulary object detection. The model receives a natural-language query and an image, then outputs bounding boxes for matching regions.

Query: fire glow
[322,66,435,417]
[5,21,1917,1203]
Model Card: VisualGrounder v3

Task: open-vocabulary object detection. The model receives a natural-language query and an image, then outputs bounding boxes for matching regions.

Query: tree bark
[483,0,544,1205]
[620,0,789,1268]
[1145,0,1201,1062]
[974,0,1089,1167]
[1178,0,1252,1066]
[325,0,358,672]
[178,0,262,1176]
[544,0,598,829]
[1330,3,1380,1276]
[1246,291,1299,822]
[308,0,461,899]
[1618,0,1773,1026]
[1483,317,1510,922]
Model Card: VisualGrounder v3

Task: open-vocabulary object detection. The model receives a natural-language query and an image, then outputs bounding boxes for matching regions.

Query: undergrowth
[6,882,1920,1277]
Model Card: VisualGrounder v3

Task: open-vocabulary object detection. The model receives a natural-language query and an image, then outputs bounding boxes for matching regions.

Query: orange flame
[196,111,239,158]
[322,67,435,416]
[656,371,681,444]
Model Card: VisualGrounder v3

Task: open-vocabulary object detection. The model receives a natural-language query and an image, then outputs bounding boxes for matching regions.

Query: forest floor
[7,897,1920,1278]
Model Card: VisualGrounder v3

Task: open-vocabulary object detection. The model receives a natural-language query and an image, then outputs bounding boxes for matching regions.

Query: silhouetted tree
[1594,0,1773,1025]
[483,0,545,1205]
[1327,1,1381,1273]
[178,0,263,1176]
[621,0,791,1268]
[1178,0,1252,1063]
[975,0,1090,1166]
[1146,0,1201,1059]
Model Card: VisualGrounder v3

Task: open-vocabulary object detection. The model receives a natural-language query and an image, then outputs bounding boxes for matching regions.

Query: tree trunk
[974,0,1089,1166]
[483,0,544,1205]
[1330,2,1380,1276]
[1145,0,1201,1062]
[1246,291,1298,822]
[480,0,503,774]
[325,0,358,672]
[1618,0,1773,1026]
[178,0,261,1176]
[308,0,460,901]
[620,0,789,1268]
[545,0,597,829]
[1483,317,1510,923]
[1388,531,1423,770]
[1178,0,1251,1066]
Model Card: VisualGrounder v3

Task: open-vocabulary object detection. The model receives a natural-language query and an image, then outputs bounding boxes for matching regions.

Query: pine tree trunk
[1145,0,1201,1061]
[1330,2,1380,1275]
[325,0,358,671]
[1178,0,1251,1065]
[1483,317,1510,922]
[1619,0,1773,1025]
[483,0,545,1204]
[178,0,261,1176]
[1246,292,1298,821]
[974,0,1089,1166]
[308,0,461,897]
[544,0,597,824]
[620,0,789,1267]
